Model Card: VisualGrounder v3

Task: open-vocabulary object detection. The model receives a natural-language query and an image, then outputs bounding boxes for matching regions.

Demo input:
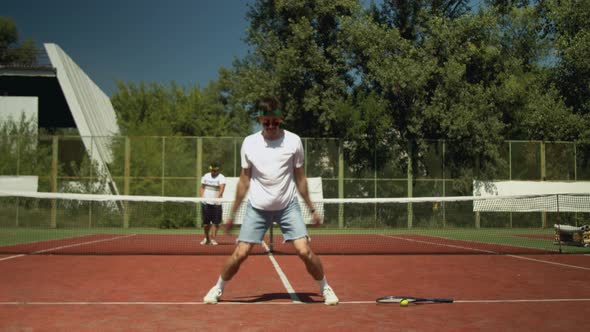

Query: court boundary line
[1,298,589,305]
[381,234,590,271]
[381,234,496,254]
[0,234,137,261]
[261,241,302,303]
[506,254,590,271]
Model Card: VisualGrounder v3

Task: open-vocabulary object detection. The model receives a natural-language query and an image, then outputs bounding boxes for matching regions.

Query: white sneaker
[200,238,209,245]
[210,239,218,246]
[322,285,339,305]
[203,285,222,304]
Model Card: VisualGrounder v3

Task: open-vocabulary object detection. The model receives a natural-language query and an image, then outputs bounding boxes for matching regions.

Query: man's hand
[223,216,235,232]
[311,211,322,227]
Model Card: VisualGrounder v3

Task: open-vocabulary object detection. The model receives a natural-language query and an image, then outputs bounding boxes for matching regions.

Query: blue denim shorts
[237,199,308,243]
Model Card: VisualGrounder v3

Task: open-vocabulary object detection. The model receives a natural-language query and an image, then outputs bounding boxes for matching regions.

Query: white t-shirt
[241,130,304,211]
[201,172,226,205]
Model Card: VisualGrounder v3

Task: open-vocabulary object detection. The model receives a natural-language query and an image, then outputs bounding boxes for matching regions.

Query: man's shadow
[225,292,321,303]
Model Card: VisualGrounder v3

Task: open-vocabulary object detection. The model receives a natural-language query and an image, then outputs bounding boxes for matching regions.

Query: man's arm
[294,167,321,225]
[224,168,251,230]
[218,182,226,198]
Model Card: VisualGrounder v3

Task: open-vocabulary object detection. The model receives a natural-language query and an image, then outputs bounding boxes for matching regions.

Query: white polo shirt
[241,130,304,211]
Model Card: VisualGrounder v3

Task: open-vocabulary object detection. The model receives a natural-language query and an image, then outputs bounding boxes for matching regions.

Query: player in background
[200,162,226,245]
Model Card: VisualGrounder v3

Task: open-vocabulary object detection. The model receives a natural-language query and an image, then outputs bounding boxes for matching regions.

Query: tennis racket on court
[376,296,454,304]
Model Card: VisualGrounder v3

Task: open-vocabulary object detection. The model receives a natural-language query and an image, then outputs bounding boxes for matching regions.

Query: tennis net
[1,190,589,255]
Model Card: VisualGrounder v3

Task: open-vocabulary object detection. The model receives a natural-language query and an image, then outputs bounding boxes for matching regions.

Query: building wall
[0,96,39,132]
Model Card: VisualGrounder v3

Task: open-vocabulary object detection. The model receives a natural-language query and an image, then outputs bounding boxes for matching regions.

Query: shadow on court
[227,292,320,303]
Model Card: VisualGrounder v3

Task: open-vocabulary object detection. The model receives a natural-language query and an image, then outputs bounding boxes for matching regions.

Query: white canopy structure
[44,43,120,194]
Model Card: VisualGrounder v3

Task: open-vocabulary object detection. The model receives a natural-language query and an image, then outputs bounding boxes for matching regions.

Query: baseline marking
[2,298,590,305]
[261,241,302,304]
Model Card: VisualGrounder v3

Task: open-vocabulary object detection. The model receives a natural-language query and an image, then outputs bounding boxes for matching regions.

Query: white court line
[506,254,590,271]
[2,298,590,305]
[381,235,497,254]
[261,241,302,303]
[0,234,137,262]
[380,234,590,271]
[0,254,25,262]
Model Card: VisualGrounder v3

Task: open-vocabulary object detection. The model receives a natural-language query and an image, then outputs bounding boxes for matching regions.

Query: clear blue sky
[4,1,483,98]
[3,0,252,96]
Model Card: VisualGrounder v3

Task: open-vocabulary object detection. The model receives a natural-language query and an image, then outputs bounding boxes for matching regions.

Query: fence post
[50,135,58,228]
[338,140,344,229]
[407,142,413,229]
[161,137,166,196]
[541,141,547,228]
[234,138,238,177]
[509,141,513,227]
[123,137,130,228]
[442,140,446,227]
[196,137,203,228]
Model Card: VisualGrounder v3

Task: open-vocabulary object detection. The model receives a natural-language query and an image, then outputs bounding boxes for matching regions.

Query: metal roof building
[0,43,120,194]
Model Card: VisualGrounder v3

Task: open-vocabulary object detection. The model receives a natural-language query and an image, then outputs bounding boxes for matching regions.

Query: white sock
[216,276,226,291]
[317,276,328,292]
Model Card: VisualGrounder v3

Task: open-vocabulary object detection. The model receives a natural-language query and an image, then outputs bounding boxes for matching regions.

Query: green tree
[373,0,471,40]
[234,0,360,137]
[548,0,590,122]
[111,80,249,137]
[0,115,53,181]
[109,79,250,197]
[342,2,583,188]
[0,16,37,65]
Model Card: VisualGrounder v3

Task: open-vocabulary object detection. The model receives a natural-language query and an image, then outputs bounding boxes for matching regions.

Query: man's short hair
[209,161,220,171]
[256,97,283,117]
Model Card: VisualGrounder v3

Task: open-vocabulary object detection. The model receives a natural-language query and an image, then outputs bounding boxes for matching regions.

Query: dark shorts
[202,204,222,225]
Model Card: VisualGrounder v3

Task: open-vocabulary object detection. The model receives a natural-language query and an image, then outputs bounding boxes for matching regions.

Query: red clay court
[1,232,589,331]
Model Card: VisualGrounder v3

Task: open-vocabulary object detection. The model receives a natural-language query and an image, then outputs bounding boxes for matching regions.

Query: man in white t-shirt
[203,97,339,305]
[199,162,226,245]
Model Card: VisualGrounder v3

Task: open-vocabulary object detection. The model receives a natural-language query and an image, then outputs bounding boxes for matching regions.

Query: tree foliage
[548,0,590,126]
[0,16,37,66]
[111,80,250,137]
[7,0,589,189]
[234,0,360,137]
[221,0,589,186]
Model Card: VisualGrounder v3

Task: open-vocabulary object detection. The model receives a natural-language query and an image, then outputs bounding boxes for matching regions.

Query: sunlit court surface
[1,225,589,331]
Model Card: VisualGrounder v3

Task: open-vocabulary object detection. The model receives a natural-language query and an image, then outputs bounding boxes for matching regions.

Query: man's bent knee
[294,243,314,261]
[231,242,252,263]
